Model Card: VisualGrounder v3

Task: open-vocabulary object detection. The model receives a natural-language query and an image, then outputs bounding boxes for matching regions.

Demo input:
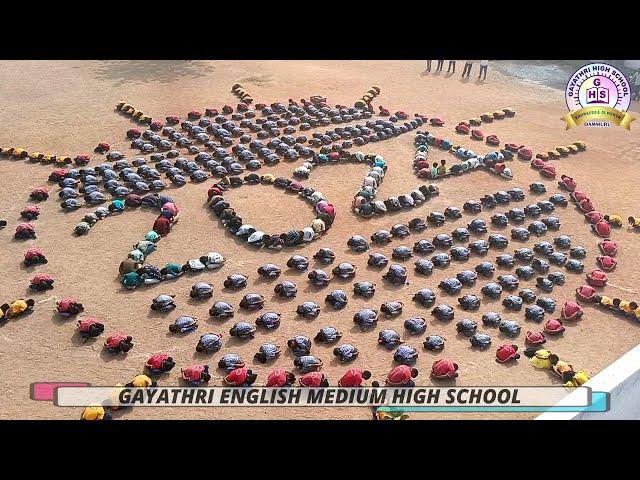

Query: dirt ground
[1,60,639,420]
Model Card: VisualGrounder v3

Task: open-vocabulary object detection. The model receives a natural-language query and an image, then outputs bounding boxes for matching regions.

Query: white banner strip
[55,386,591,408]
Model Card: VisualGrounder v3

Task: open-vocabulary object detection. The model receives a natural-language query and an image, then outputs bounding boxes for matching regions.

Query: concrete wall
[537,344,640,420]
[624,60,640,69]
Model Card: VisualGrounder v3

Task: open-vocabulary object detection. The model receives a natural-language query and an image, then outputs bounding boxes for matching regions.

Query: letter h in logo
[586,86,609,104]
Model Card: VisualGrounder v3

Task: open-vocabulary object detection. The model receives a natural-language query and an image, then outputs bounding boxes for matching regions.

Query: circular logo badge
[563,63,634,129]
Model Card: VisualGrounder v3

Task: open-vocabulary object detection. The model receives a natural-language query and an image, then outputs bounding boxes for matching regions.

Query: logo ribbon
[561,106,636,130]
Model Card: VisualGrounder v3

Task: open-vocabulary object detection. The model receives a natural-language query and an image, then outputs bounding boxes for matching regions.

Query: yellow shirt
[9,300,28,317]
[81,406,105,420]
[599,296,614,307]
[131,375,153,388]
[631,217,640,228]
[530,350,552,369]
[634,307,640,319]
[554,360,573,376]
[109,383,125,410]
[619,300,633,314]
[607,215,623,226]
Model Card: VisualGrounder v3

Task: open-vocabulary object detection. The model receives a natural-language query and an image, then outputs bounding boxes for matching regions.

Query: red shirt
[599,240,617,255]
[162,202,180,215]
[146,353,169,370]
[387,365,412,385]
[266,369,288,387]
[496,345,517,362]
[25,247,44,259]
[299,372,324,387]
[339,369,363,387]
[153,216,171,236]
[32,273,52,284]
[594,221,611,237]
[78,317,99,332]
[321,204,335,220]
[431,359,456,378]
[561,176,577,191]
[105,333,128,349]
[182,365,205,382]
[57,297,77,312]
[579,198,594,213]
[225,367,248,386]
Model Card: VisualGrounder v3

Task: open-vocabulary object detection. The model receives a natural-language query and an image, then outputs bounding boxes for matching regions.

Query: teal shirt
[145,231,160,243]
[121,272,142,289]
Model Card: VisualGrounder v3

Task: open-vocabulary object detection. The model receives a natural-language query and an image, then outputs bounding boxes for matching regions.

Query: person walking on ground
[631,69,640,101]
[425,60,432,72]
[479,60,489,80]
[436,60,444,72]
[462,60,473,78]
[447,60,456,74]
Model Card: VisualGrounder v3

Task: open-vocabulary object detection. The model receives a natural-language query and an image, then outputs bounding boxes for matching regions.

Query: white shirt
[480,60,489,67]
[302,227,315,242]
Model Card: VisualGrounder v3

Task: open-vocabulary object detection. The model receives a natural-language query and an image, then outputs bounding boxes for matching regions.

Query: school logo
[563,63,635,130]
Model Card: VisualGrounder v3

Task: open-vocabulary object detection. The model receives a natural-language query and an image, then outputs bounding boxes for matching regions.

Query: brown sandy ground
[0,60,639,420]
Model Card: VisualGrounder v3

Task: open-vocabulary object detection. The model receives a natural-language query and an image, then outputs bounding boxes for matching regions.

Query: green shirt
[145,231,160,243]
[165,263,182,276]
[121,272,142,289]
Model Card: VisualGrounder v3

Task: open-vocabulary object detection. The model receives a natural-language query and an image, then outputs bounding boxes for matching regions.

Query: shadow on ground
[92,61,216,86]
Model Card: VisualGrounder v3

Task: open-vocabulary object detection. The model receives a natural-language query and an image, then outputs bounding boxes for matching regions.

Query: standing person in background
[447,60,456,74]
[479,60,489,80]
[425,60,432,72]
[631,69,640,101]
[462,60,473,78]
[436,60,444,72]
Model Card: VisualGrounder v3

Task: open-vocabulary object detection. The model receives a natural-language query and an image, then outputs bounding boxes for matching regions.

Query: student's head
[201,373,212,383]
[89,324,104,337]
[121,342,133,353]
[333,347,341,357]
[254,352,267,363]
[293,358,301,367]
[362,370,372,380]
[613,298,621,307]
[286,372,296,385]
[592,295,602,304]
[441,159,446,165]
[549,354,560,366]
[562,371,576,383]
[630,302,638,310]
[433,162,438,168]
[410,368,419,378]
[320,378,330,387]
[26,299,36,308]
[196,344,205,353]
[371,381,380,387]
[245,373,258,386]
[629,217,636,224]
